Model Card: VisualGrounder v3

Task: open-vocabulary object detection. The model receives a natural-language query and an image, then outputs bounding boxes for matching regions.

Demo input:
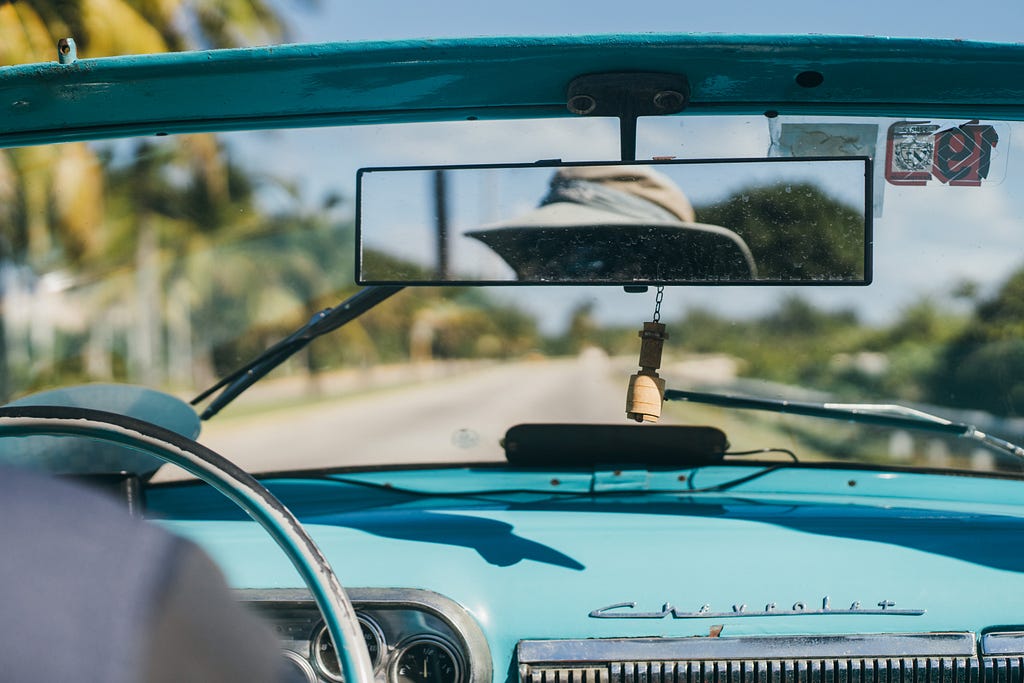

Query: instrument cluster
[241,588,490,683]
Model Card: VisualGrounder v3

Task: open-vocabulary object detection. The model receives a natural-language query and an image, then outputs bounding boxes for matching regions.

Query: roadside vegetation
[547,283,1024,418]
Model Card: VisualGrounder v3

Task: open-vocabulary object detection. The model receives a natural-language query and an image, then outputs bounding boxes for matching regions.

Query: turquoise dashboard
[147,465,1024,683]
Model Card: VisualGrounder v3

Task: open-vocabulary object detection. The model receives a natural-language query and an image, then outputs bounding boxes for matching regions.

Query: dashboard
[241,588,492,683]
[155,468,1024,683]
[240,588,1024,683]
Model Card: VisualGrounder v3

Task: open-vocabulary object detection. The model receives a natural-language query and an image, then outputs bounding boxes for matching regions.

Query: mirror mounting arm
[565,72,691,161]
[621,109,639,162]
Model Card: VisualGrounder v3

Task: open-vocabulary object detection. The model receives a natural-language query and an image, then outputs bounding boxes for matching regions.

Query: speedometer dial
[313,616,385,682]
[391,638,462,683]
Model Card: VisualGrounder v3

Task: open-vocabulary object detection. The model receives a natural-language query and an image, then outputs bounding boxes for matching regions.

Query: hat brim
[466,219,758,282]
[478,201,686,230]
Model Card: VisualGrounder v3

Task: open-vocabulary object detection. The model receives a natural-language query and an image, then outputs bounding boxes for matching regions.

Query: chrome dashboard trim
[981,632,1024,683]
[590,598,926,619]
[312,614,386,681]
[237,587,493,683]
[281,649,318,683]
[518,633,985,683]
[983,656,1023,683]
[518,633,977,663]
[360,614,388,666]
[391,635,465,683]
[982,632,1024,655]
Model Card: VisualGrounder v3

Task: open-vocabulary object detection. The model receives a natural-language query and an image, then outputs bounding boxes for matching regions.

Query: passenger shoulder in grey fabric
[0,467,288,682]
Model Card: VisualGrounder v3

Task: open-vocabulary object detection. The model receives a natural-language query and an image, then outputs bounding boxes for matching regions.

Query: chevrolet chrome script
[590,597,926,619]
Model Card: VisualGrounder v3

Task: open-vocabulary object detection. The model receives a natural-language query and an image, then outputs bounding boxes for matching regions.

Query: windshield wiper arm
[665,388,1024,461]
[192,285,403,420]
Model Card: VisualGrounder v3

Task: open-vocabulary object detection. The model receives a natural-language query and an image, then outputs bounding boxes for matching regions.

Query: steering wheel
[0,405,375,683]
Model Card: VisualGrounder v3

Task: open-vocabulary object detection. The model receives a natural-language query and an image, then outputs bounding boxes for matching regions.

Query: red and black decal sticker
[886,120,999,187]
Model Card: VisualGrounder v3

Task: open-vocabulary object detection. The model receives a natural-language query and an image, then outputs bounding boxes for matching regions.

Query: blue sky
[284,0,1024,45]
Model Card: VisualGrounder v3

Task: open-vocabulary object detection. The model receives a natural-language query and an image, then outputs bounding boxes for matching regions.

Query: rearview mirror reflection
[357,158,872,286]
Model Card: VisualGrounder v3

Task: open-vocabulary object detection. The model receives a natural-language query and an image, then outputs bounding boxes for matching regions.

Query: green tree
[671,295,865,393]
[544,302,599,356]
[696,182,865,281]
[929,267,1024,415]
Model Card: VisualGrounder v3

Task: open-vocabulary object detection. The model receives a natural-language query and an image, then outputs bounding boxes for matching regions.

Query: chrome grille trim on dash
[518,634,983,683]
[982,632,1024,683]
[983,657,1023,683]
[525,666,608,683]
[982,633,1024,656]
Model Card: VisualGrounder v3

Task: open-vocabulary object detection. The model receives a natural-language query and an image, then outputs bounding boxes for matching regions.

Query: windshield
[3,114,1023,479]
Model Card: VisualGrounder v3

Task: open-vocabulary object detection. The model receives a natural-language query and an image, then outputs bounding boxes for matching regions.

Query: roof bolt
[652,89,685,112]
[795,70,824,88]
[567,94,597,115]
[57,38,77,65]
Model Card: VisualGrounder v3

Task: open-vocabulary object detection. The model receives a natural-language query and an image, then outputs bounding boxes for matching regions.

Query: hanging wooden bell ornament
[626,321,668,423]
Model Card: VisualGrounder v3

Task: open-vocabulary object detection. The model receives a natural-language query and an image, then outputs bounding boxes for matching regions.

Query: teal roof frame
[1,34,1023,147]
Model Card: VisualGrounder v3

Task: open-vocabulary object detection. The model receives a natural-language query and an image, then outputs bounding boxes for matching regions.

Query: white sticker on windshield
[769,122,883,215]
[885,120,1005,186]
[770,122,879,158]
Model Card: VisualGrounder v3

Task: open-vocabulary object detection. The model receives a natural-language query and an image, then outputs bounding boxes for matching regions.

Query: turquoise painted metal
[1,35,1024,147]
[148,465,1024,682]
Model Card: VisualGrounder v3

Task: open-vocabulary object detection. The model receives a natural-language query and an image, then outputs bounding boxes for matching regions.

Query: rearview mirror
[356,157,872,286]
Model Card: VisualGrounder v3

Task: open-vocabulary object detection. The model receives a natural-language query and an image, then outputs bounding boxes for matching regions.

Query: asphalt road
[160,351,628,480]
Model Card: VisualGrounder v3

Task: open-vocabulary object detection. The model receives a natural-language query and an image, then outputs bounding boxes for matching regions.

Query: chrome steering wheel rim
[0,405,374,683]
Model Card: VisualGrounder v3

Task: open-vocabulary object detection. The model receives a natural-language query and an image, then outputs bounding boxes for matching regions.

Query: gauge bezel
[239,588,492,683]
[389,635,464,683]
[281,649,318,683]
[313,614,386,682]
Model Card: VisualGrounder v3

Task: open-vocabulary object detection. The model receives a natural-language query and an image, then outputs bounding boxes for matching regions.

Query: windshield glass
[3,114,1023,479]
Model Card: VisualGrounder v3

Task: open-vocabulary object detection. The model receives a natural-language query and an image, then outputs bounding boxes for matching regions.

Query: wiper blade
[192,285,402,420]
[665,388,1024,461]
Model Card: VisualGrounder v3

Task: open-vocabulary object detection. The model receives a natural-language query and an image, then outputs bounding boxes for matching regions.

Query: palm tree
[0,1,287,66]
[0,0,290,264]
[0,0,292,397]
